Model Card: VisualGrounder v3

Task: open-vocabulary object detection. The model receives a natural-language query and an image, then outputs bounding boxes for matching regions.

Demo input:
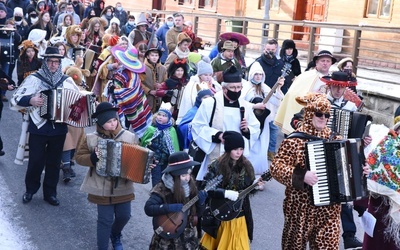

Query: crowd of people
[0,1,399,249]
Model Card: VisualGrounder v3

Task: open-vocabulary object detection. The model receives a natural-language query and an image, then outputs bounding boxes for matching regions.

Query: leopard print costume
[271,93,342,250]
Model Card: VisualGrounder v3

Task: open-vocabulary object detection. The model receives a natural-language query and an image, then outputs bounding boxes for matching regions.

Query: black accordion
[305,139,368,206]
[40,88,96,127]
[327,108,372,139]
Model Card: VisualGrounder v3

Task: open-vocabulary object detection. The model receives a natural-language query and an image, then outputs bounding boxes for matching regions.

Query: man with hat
[10,46,79,206]
[128,12,158,48]
[191,66,260,181]
[275,50,337,135]
[166,13,185,54]
[210,40,241,83]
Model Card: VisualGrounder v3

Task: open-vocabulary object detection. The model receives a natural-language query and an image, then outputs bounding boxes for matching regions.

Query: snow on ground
[0,173,35,250]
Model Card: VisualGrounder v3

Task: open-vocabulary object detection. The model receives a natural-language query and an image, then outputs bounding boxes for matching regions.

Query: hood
[248,62,265,84]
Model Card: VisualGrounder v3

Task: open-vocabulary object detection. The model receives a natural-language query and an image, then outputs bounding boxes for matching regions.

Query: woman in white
[176,59,222,125]
[241,62,284,179]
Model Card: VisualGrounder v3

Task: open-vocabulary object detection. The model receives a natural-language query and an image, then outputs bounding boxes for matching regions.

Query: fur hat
[320,71,357,88]
[223,66,242,83]
[196,60,213,76]
[313,50,337,64]
[101,34,112,48]
[280,39,298,58]
[296,93,331,114]
[92,102,119,126]
[136,12,148,27]
[19,40,38,56]
[393,106,400,131]
[223,131,245,152]
[177,32,192,45]
[162,151,200,176]
[65,25,82,45]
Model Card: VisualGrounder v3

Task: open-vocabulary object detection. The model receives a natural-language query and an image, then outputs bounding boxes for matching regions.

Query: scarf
[39,62,64,86]
[162,173,190,197]
[150,124,175,155]
[174,47,190,59]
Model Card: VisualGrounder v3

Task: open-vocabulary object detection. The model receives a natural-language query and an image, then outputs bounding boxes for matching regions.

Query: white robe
[241,79,283,174]
[191,91,261,180]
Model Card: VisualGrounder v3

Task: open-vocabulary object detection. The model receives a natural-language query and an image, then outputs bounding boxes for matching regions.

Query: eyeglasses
[46,59,60,65]
[314,111,330,119]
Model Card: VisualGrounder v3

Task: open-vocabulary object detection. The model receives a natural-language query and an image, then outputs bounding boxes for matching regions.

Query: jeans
[97,201,131,250]
[61,149,75,168]
[341,203,357,236]
[268,121,279,153]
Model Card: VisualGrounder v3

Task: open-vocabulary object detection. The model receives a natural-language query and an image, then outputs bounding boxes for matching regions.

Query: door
[152,0,164,10]
[292,0,326,41]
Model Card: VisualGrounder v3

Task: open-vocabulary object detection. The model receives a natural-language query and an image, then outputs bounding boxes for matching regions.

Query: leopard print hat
[295,93,331,135]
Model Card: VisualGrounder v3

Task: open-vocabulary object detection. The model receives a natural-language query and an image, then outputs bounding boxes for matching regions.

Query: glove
[165,90,174,97]
[167,203,183,213]
[198,190,208,205]
[354,205,366,217]
[224,190,239,201]
[90,152,99,165]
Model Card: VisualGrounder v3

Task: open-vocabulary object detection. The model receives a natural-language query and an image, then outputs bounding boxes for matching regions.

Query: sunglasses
[314,111,330,119]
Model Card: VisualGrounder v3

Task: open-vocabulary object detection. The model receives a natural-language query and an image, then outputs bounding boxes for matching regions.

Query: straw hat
[111,46,145,73]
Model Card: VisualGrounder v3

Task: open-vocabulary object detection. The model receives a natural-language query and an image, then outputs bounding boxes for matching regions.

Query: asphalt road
[0,90,365,250]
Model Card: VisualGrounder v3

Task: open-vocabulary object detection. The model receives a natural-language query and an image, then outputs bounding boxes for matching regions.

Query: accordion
[96,139,154,184]
[40,88,96,128]
[305,139,368,206]
[327,109,372,139]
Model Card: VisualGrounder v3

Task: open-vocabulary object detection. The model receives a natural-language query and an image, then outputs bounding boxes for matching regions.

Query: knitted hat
[27,6,36,15]
[109,17,120,26]
[109,35,120,46]
[158,108,172,121]
[393,106,400,131]
[92,102,119,126]
[223,66,242,83]
[195,88,213,107]
[196,60,213,76]
[136,12,148,27]
[313,50,337,64]
[223,131,244,152]
[14,7,23,16]
[0,3,7,13]
[177,32,192,45]
[162,151,200,176]
[320,71,357,87]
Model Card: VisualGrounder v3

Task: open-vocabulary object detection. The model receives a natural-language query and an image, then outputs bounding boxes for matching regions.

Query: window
[259,0,265,9]
[366,0,392,18]
[259,0,280,10]
[199,0,215,9]
[179,0,192,5]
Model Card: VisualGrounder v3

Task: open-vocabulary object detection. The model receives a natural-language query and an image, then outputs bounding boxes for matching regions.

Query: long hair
[218,152,255,187]
[61,14,74,27]
[86,18,105,45]
[37,11,54,31]
[19,46,40,74]
[172,174,198,203]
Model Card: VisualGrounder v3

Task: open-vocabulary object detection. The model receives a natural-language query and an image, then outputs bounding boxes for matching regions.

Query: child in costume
[141,108,180,187]
[144,151,207,250]
[75,102,139,250]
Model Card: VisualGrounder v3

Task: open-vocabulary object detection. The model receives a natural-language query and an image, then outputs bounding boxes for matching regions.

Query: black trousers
[25,133,66,197]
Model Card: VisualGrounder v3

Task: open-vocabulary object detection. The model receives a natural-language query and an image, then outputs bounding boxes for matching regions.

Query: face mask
[67,11,73,15]
[264,50,275,59]
[73,1,78,4]
[116,7,122,11]
[226,89,241,101]
[166,21,173,28]
[250,79,261,85]
[14,16,22,21]
[15,20,22,25]
[106,13,112,17]
[128,21,135,26]
[30,17,38,23]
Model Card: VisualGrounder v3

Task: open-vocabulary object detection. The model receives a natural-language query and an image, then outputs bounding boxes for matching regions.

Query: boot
[70,167,76,178]
[343,233,362,249]
[61,166,73,183]
[110,233,123,250]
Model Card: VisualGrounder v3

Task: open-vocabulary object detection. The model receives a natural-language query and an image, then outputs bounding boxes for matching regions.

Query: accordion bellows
[96,139,154,184]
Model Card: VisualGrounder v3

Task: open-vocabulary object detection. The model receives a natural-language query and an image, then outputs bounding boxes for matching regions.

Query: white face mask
[30,17,38,23]
[116,7,122,11]
[15,20,22,25]
[128,21,135,26]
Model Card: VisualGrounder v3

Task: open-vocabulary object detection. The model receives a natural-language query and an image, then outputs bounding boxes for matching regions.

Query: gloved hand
[167,203,183,213]
[354,205,366,217]
[198,190,208,205]
[165,90,174,97]
[224,190,239,201]
[90,152,99,165]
